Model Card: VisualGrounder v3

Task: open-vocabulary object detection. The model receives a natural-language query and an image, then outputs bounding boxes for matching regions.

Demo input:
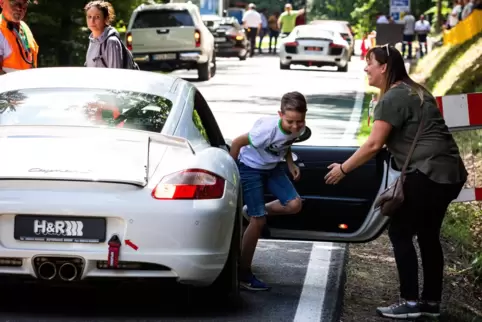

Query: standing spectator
[0,0,38,74]
[415,14,431,57]
[461,0,474,19]
[277,3,305,37]
[448,0,463,28]
[84,1,123,68]
[267,11,280,54]
[257,8,268,54]
[376,13,389,24]
[325,45,467,319]
[401,11,416,59]
[242,3,262,57]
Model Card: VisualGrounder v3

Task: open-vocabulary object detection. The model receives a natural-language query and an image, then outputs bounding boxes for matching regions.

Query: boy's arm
[285,147,295,167]
[229,133,249,160]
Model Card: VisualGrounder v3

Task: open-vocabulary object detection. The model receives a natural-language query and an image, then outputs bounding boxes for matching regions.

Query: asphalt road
[0,55,366,321]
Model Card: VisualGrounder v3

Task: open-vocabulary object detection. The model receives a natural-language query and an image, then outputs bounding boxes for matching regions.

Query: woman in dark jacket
[324,44,467,319]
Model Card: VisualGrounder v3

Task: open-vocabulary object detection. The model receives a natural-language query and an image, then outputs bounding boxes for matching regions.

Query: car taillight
[330,42,344,48]
[126,32,133,51]
[194,30,201,47]
[152,169,225,200]
[285,41,298,47]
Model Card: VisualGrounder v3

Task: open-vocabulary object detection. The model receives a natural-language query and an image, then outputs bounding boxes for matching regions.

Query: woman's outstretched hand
[324,163,346,185]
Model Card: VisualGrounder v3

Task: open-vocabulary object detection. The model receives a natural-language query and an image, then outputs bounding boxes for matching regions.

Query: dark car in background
[202,15,250,61]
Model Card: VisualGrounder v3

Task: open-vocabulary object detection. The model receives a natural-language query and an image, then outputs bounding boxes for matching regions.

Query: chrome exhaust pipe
[58,262,78,281]
[38,261,57,280]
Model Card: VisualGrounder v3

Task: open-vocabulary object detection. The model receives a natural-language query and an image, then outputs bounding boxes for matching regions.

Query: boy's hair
[280,91,307,114]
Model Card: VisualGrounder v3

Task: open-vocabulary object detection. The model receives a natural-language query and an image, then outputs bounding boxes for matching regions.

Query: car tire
[338,63,348,72]
[208,192,241,300]
[198,61,211,81]
[211,52,217,77]
[280,62,290,70]
[239,52,247,61]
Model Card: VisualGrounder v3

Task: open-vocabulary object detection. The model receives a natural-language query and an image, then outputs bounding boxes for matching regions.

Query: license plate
[152,53,176,60]
[215,37,226,42]
[305,47,322,51]
[14,215,106,243]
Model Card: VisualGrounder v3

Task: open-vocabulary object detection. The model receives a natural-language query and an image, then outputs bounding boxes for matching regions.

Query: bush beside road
[342,36,482,321]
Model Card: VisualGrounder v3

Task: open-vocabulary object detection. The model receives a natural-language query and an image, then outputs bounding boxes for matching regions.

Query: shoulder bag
[373,100,425,217]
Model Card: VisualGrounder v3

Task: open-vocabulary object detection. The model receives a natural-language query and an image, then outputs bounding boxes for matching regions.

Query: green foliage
[424,0,452,28]
[350,0,388,36]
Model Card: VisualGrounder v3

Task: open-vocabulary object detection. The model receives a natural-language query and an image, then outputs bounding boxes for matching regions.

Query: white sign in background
[390,0,410,21]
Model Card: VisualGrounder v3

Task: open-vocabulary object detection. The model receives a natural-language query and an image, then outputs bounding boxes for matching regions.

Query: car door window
[193,90,225,148]
[192,108,210,144]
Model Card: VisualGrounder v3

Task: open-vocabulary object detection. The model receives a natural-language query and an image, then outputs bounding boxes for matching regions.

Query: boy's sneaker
[240,274,270,291]
[376,300,421,319]
[419,301,441,317]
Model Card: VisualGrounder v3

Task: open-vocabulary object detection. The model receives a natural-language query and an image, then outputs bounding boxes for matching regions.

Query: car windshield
[0,88,173,133]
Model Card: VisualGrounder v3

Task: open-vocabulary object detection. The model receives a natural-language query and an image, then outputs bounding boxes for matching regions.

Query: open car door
[262,92,482,243]
[262,132,391,243]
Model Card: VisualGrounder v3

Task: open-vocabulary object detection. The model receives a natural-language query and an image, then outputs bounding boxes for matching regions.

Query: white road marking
[293,242,334,322]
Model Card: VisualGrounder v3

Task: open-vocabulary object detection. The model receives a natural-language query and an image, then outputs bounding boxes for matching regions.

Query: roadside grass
[356,79,378,145]
[412,31,482,96]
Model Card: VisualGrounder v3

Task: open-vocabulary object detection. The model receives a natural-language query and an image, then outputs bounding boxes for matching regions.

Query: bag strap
[98,34,118,68]
[400,97,425,175]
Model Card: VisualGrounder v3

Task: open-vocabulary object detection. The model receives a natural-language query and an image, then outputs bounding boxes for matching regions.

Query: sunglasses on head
[381,43,392,56]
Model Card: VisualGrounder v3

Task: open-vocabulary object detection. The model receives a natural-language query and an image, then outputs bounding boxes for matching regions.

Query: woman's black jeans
[388,170,464,302]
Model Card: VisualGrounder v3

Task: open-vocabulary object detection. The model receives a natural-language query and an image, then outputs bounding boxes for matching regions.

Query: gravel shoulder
[341,231,482,322]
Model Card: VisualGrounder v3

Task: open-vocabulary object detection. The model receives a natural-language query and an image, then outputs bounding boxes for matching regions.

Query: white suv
[126,3,216,81]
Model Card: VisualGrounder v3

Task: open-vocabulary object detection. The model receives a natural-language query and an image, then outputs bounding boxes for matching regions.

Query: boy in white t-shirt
[229,91,307,291]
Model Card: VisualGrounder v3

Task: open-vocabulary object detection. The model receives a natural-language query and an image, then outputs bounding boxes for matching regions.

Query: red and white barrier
[454,187,482,202]
[435,92,482,202]
[435,93,482,129]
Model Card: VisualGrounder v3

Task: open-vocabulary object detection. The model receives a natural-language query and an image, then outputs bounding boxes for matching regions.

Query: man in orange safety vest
[0,0,38,74]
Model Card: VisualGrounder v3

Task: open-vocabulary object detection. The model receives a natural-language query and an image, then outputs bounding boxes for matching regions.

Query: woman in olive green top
[324,45,467,319]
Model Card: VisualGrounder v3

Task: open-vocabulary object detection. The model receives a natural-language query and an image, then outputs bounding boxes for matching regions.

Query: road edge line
[321,243,349,322]
[293,242,333,322]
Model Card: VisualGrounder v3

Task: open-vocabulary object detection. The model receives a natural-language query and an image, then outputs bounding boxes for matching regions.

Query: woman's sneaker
[419,301,441,317]
[376,300,421,319]
[240,274,270,291]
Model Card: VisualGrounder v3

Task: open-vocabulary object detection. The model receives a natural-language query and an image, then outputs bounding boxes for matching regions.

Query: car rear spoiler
[150,134,195,155]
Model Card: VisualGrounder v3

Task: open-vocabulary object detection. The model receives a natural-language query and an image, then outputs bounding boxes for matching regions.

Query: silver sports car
[279,25,350,72]
[0,67,397,297]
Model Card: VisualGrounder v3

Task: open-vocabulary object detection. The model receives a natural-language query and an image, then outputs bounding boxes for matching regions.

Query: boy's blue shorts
[238,162,299,218]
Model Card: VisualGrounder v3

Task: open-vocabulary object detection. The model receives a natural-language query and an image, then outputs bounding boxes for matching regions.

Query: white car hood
[0,135,149,186]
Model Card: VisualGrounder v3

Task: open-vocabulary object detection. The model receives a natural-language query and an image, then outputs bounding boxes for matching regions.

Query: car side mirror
[294,126,311,143]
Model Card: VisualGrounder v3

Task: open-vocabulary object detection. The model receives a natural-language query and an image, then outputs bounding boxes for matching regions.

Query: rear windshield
[133,10,194,28]
[320,23,348,33]
[0,88,173,133]
[296,27,334,39]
